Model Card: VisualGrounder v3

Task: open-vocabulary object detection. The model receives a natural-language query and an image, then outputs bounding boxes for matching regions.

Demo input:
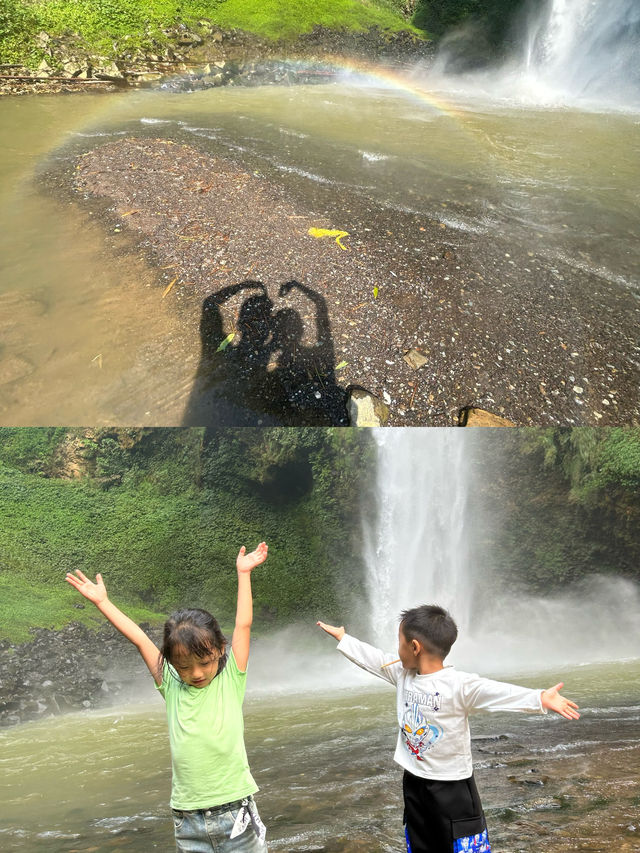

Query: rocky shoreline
[54,135,639,427]
[0,24,434,96]
[0,619,162,728]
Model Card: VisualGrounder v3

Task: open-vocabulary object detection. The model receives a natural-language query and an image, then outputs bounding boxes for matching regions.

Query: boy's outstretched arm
[316,621,345,642]
[541,682,580,720]
[65,570,162,685]
[232,542,268,672]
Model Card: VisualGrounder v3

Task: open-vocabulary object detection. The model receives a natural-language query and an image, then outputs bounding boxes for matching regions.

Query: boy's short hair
[399,605,458,660]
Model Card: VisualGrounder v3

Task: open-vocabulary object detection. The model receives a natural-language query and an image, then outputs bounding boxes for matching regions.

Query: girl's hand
[541,682,580,720]
[65,570,108,605]
[236,542,268,574]
[316,621,345,642]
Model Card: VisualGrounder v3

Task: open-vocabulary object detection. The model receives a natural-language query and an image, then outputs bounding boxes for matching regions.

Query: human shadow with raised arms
[182,279,348,426]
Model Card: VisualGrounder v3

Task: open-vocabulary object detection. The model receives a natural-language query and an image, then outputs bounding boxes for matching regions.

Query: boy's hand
[541,682,580,720]
[65,570,108,605]
[316,621,345,642]
[236,542,268,574]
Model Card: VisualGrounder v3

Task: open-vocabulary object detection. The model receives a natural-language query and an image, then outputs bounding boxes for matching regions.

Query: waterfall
[429,0,640,110]
[364,428,475,647]
[363,430,640,673]
[520,0,640,106]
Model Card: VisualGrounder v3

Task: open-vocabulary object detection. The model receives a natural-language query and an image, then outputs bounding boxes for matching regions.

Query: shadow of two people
[182,280,348,426]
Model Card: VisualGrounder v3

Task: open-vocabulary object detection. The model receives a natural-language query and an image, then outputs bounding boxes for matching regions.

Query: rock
[177,32,203,46]
[37,59,53,77]
[403,348,429,370]
[347,388,390,426]
[96,61,123,79]
[507,773,549,786]
[458,407,515,427]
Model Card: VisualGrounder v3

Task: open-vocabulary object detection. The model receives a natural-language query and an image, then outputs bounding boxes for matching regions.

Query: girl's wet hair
[161,608,228,680]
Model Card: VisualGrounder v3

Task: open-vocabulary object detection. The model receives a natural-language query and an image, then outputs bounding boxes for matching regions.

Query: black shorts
[402,771,491,853]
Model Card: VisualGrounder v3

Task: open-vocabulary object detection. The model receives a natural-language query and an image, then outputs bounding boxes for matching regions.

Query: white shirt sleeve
[337,634,401,685]
[460,672,546,714]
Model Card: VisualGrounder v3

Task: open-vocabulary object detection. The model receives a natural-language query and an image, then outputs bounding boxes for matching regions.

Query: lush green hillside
[0,0,418,65]
[0,428,373,641]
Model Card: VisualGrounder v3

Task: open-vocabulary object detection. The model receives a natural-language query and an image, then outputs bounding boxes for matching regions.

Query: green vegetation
[207,0,414,40]
[0,0,417,66]
[412,0,526,47]
[475,428,640,596]
[0,428,373,642]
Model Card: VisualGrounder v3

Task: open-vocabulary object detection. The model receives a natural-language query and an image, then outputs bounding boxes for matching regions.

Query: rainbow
[314,54,469,123]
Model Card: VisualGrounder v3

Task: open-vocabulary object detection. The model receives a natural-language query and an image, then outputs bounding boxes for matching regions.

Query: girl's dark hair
[399,604,458,660]
[160,608,228,680]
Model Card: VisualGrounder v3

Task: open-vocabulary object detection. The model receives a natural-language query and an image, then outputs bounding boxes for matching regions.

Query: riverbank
[0,25,433,96]
[40,132,640,427]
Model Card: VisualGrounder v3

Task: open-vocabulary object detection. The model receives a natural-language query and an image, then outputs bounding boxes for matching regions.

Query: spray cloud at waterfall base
[422,0,640,111]
[363,429,640,677]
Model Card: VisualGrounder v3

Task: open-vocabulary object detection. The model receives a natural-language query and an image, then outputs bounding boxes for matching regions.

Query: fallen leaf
[308,227,350,250]
[373,286,379,299]
[336,360,348,370]
[216,332,236,352]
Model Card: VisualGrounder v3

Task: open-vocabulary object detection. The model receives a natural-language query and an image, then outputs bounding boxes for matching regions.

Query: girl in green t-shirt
[66,542,269,852]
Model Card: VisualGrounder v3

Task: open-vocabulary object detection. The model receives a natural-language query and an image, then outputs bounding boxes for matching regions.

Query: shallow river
[0,79,638,424]
[2,659,639,852]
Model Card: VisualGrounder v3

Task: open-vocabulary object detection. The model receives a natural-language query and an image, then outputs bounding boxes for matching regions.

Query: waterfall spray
[429,0,640,110]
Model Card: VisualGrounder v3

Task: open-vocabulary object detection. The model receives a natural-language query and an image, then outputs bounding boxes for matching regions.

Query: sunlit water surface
[0,83,638,424]
[2,658,639,852]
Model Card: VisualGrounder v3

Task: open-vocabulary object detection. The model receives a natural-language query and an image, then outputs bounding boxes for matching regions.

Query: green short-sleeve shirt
[156,649,258,810]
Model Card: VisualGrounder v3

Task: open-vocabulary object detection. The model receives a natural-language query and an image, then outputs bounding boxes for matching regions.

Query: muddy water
[1,659,638,852]
[0,85,638,424]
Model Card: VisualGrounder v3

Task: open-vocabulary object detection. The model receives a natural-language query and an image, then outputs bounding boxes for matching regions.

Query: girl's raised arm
[232,542,268,672]
[65,570,162,685]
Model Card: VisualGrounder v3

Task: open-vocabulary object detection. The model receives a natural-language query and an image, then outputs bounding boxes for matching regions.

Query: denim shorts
[172,797,268,853]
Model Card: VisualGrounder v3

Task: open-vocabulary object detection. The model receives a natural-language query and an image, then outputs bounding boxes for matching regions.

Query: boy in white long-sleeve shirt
[317,604,579,853]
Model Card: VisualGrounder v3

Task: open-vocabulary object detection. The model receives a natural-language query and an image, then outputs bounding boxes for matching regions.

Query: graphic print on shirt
[401,702,443,760]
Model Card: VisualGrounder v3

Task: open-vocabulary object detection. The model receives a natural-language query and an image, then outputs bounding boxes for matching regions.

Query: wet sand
[67,135,639,426]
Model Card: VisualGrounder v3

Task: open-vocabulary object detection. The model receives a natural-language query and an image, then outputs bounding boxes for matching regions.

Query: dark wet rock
[0,621,162,728]
[508,770,549,786]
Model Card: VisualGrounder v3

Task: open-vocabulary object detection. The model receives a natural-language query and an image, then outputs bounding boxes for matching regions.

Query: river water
[0,78,638,424]
[1,656,638,852]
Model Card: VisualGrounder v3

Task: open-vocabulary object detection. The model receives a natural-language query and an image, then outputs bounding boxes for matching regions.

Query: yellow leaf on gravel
[308,227,350,250]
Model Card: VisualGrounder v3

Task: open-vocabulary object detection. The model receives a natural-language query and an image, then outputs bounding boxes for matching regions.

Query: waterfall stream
[521,0,640,106]
[431,0,640,110]
[363,430,640,673]
[364,428,475,646]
